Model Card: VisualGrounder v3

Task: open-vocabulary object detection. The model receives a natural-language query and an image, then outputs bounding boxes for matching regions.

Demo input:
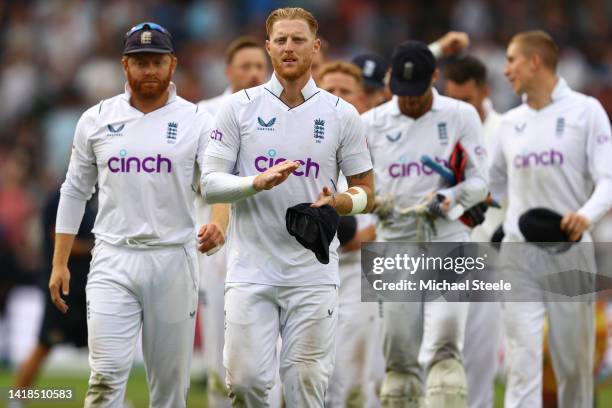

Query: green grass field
[0,366,208,408]
[2,367,612,407]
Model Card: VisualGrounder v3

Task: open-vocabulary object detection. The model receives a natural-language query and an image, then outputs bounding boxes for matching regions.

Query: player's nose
[284,39,297,51]
[503,64,511,77]
[143,64,157,75]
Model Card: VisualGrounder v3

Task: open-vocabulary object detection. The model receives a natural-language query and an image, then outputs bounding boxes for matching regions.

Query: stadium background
[0,0,611,406]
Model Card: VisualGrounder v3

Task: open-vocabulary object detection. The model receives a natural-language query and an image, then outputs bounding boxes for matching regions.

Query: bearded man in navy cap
[49,22,219,408]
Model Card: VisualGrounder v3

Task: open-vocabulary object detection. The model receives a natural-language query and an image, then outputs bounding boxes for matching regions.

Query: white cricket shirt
[204,73,373,286]
[57,83,214,247]
[490,78,612,242]
[363,90,488,241]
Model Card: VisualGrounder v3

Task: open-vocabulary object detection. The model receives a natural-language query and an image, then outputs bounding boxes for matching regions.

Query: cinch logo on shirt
[513,149,564,169]
[108,150,172,173]
[388,156,448,178]
[254,149,320,178]
[210,129,223,141]
[474,145,487,156]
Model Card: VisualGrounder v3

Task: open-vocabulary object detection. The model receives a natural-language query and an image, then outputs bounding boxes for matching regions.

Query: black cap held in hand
[123,22,174,55]
[286,203,340,264]
[389,40,436,97]
[519,208,579,242]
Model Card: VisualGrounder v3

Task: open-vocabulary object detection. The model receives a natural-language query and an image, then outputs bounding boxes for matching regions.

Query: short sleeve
[60,110,98,201]
[204,96,241,164]
[337,104,373,176]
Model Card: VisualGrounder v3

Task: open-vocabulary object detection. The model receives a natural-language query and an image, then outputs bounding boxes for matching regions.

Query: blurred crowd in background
[0,0,611,366]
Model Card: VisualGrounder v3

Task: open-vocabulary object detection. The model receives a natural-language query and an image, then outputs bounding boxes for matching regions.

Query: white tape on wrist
[446,204,464,221]
[348,186,368,215]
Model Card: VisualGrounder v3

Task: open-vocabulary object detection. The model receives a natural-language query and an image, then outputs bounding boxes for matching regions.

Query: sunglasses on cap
[125,22,172,38]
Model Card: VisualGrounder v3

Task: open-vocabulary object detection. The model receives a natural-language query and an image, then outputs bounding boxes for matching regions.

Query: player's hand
[373,193,395,219]
[560,212,589,242]
[198,223,225,254]
[49,265,70,314]
[253,161,300,191]
[311,186,336,208]
[425,191,451,216]
[438,31,470,57]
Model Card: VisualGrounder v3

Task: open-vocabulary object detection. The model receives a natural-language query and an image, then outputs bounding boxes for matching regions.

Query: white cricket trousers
[223,283,338,407]
[84,241,199,408]
[500,242,595,408]
[382,232,470,376]
[463,302,501,408]
[382,298,469,376]
[326,299,379,407]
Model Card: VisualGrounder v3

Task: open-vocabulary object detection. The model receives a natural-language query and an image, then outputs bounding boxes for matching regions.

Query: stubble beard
[273,55,312,81]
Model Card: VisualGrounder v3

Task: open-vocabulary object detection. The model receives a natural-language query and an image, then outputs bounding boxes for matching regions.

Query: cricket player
[363,41,487,408]
[444,55,503,408]
[490,30,612,408]
[318,61,381,407]
[351,53,392,110]
[352,31,471,111]
[200,7,374,406]
[48,23,216,408]
[198,36,268,116]
[195,36,268,407]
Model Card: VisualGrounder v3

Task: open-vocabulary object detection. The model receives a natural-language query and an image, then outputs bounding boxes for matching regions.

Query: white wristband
[348,186,368,215]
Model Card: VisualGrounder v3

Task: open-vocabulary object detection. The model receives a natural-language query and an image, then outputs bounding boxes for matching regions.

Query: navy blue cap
[352,53,389,90]
[390,41,436,97]
[519,208,579,243]
[123,22,174,55]
[286,203,340,264]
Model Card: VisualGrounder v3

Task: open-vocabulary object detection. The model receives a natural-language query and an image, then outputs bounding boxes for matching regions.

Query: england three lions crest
[167,122,178,144]
[314,118,325,143]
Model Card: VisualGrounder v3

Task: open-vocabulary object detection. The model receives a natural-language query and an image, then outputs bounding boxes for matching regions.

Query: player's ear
[431,68,440,84]
[529,52,540,71]
[121,56,129,74]
[265,39,272,56]
[170,54,178,74]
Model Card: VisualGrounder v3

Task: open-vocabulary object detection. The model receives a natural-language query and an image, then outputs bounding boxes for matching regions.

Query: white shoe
[380,371,424,408]
[425,358,468,408]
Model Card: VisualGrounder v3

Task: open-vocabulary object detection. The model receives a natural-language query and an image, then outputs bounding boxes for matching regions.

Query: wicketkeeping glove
[373,193,395,220]
[422,143,497,228]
